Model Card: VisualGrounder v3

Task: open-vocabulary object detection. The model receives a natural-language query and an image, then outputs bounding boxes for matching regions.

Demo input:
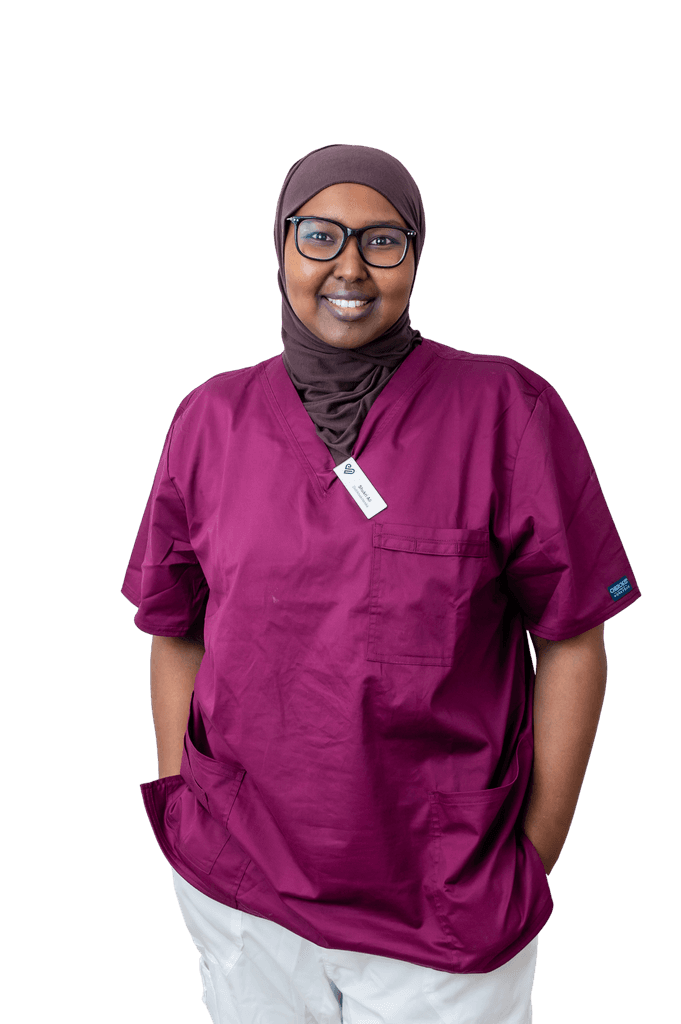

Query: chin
[320,334,376,350]
[311,322,382,349]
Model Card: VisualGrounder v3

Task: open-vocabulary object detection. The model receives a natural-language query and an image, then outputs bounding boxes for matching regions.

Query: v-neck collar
[260,339,438,496]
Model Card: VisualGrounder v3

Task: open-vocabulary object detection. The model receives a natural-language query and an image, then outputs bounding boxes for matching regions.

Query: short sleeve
[505,386,640,641]
[121,397,209,641]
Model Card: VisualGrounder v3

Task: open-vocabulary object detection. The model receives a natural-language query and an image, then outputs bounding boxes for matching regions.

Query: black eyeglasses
[286,216,416,268]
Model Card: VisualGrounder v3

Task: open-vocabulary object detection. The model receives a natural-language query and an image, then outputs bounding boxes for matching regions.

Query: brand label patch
[608,576,632,601]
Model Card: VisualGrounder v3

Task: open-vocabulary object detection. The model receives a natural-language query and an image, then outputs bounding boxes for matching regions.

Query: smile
[321,295,376,321]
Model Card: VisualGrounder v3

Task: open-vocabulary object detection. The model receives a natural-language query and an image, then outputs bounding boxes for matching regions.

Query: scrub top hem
[148,792,555,976]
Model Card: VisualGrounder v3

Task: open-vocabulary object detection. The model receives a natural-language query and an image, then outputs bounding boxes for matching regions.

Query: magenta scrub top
[122,338,640,974]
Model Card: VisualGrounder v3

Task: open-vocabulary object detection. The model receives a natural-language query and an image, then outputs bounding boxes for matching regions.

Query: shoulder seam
[172,361,267,428]
[506,386,555,552]
[424,340,549,395]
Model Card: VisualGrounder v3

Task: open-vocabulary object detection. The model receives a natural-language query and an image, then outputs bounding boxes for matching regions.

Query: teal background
[1,2,675,1024]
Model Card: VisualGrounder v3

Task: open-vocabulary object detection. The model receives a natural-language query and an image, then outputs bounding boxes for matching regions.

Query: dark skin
[283,182,416,350]
[150,183,609,876]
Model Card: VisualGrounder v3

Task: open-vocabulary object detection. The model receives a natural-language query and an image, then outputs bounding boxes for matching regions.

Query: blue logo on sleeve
[608,576,632,601]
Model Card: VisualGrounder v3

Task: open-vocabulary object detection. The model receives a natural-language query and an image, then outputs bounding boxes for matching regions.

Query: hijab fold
[274,145,426,464]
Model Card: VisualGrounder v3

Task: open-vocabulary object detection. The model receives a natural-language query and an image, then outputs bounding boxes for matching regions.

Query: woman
[122,145,640,1023]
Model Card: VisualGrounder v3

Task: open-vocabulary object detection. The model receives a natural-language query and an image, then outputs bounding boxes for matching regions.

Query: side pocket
[141,775,233,877]
[181,727,246,831]
[426,733,550,963]
[429,734,523,888]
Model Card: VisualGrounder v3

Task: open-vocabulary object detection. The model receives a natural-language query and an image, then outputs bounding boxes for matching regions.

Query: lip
[320,295,376,321]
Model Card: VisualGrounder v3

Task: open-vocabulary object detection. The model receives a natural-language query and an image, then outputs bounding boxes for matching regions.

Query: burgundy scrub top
[122,338,640,973]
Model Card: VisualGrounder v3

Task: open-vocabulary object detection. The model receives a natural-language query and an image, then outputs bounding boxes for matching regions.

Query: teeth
[327,298,370,308]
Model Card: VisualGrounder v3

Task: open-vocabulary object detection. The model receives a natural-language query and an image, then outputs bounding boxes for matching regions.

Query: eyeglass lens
[296,219,408,267]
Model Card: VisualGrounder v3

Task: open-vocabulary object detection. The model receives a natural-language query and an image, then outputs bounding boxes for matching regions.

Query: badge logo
[343,463,355,475]
[608,576,632,601]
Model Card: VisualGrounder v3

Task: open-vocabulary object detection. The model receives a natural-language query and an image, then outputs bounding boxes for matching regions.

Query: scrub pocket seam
[181,728,247,830]
[427,734,520,949]
[367,523,489,666]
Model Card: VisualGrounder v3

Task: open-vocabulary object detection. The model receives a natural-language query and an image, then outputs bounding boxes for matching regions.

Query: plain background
[2,2,678,1021]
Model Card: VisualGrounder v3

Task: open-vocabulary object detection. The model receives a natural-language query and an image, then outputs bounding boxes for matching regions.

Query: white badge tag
[333,457,387,519]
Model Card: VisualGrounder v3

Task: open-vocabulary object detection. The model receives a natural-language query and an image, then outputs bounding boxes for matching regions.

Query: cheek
[289,273,323,320]
[382,249,415,307]
[284,251,323,309]
[381,268,414,313]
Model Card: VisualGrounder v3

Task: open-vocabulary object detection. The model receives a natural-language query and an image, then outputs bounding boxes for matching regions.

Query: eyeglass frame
[285,216,417,268]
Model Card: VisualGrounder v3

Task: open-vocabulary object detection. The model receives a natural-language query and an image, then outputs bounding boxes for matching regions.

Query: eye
[364,229,403,248]
[297,219,343,253]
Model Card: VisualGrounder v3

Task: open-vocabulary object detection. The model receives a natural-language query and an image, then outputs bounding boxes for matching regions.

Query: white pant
[172,869,538,1024]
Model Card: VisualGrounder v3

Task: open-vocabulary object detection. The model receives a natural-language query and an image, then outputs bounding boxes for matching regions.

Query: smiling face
[283,183,416,349]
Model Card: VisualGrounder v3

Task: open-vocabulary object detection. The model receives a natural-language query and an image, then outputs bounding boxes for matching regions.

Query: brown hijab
[274,144,426,464]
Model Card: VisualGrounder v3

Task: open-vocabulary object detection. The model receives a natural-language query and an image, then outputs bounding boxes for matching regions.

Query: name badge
[333,457,387,519]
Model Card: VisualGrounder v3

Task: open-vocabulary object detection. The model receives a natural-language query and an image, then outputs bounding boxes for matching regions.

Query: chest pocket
[367,523,489,667]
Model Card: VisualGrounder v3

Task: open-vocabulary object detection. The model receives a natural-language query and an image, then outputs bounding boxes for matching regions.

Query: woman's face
[284,183,416,349]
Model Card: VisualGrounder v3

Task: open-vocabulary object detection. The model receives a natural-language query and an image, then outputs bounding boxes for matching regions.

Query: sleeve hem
[122,584,205,641]
[121,581,140,608]
[132,618,203,638]
[524,587,642,641]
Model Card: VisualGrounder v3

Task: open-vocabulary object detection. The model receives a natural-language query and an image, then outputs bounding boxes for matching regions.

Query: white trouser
[172,868,538,1024]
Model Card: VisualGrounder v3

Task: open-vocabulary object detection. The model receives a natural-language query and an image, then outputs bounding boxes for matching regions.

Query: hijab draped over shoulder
[274,144,426,464]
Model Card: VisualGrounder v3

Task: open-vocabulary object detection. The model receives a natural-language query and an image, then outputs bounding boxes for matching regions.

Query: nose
[332,235,369,282]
